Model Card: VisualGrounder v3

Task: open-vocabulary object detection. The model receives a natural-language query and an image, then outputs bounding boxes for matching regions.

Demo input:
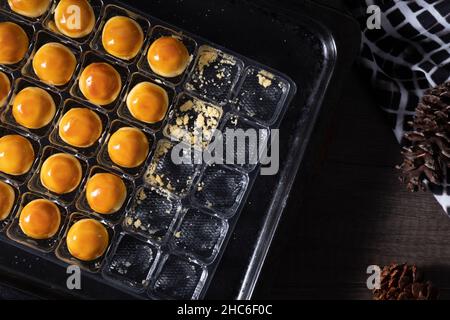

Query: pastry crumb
[257,71,273,88]
[133,219,142,229]
[165,97,222,149]
[198,49,218,75]
[126,217,133,226]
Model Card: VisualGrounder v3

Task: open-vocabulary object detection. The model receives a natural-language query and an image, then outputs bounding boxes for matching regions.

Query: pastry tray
[0,0,338,299]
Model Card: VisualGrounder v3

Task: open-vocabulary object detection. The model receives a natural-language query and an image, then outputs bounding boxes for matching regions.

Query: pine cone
[373,264,439,300]
[398,82,450,192]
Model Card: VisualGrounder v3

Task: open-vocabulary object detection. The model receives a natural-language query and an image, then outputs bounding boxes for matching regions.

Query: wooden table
[254,3,450,297]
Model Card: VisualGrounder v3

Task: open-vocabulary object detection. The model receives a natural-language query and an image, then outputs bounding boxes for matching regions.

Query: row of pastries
[0,0,189,262]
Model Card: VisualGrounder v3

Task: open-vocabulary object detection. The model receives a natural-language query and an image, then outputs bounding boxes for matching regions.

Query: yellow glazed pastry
[0,22,29,65]
[19,199,61,240]
[102,16,144,60]
[79,62,121,105]
[0,135,34,176]
[86,173,127,214]
[126,82,169,123]
[58,108,103,148]
[147,36,190,78]
[107,127,149,168]
[40,153,82,194]
[8,0,50,18]
[0,181,15,221]
[33,42,76,86]
[54,0,95,38]
[0,72,11,106]
[12,87,56,129]
[66,218,109,261]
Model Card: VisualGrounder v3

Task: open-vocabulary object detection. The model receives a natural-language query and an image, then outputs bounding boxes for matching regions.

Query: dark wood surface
[252,0,450,300]
[255,61,450,299]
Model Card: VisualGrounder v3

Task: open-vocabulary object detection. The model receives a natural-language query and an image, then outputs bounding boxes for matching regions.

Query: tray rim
[233,0,362,300]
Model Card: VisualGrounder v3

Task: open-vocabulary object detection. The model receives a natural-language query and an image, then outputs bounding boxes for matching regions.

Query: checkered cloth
[347,0,450,214]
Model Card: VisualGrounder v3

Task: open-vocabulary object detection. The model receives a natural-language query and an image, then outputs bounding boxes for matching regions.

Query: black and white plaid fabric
[347,0,450,214]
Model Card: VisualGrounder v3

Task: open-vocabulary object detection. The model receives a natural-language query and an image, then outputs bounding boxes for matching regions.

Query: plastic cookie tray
[0,0,296,299]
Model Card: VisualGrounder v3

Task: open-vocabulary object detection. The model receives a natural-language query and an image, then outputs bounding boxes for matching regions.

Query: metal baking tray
[0,0,340,299]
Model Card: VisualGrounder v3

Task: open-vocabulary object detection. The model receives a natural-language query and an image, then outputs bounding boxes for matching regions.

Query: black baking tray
[0,0,360,299]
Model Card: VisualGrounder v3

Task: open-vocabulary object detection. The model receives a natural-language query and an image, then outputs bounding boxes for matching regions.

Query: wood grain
[255,69,450,300]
